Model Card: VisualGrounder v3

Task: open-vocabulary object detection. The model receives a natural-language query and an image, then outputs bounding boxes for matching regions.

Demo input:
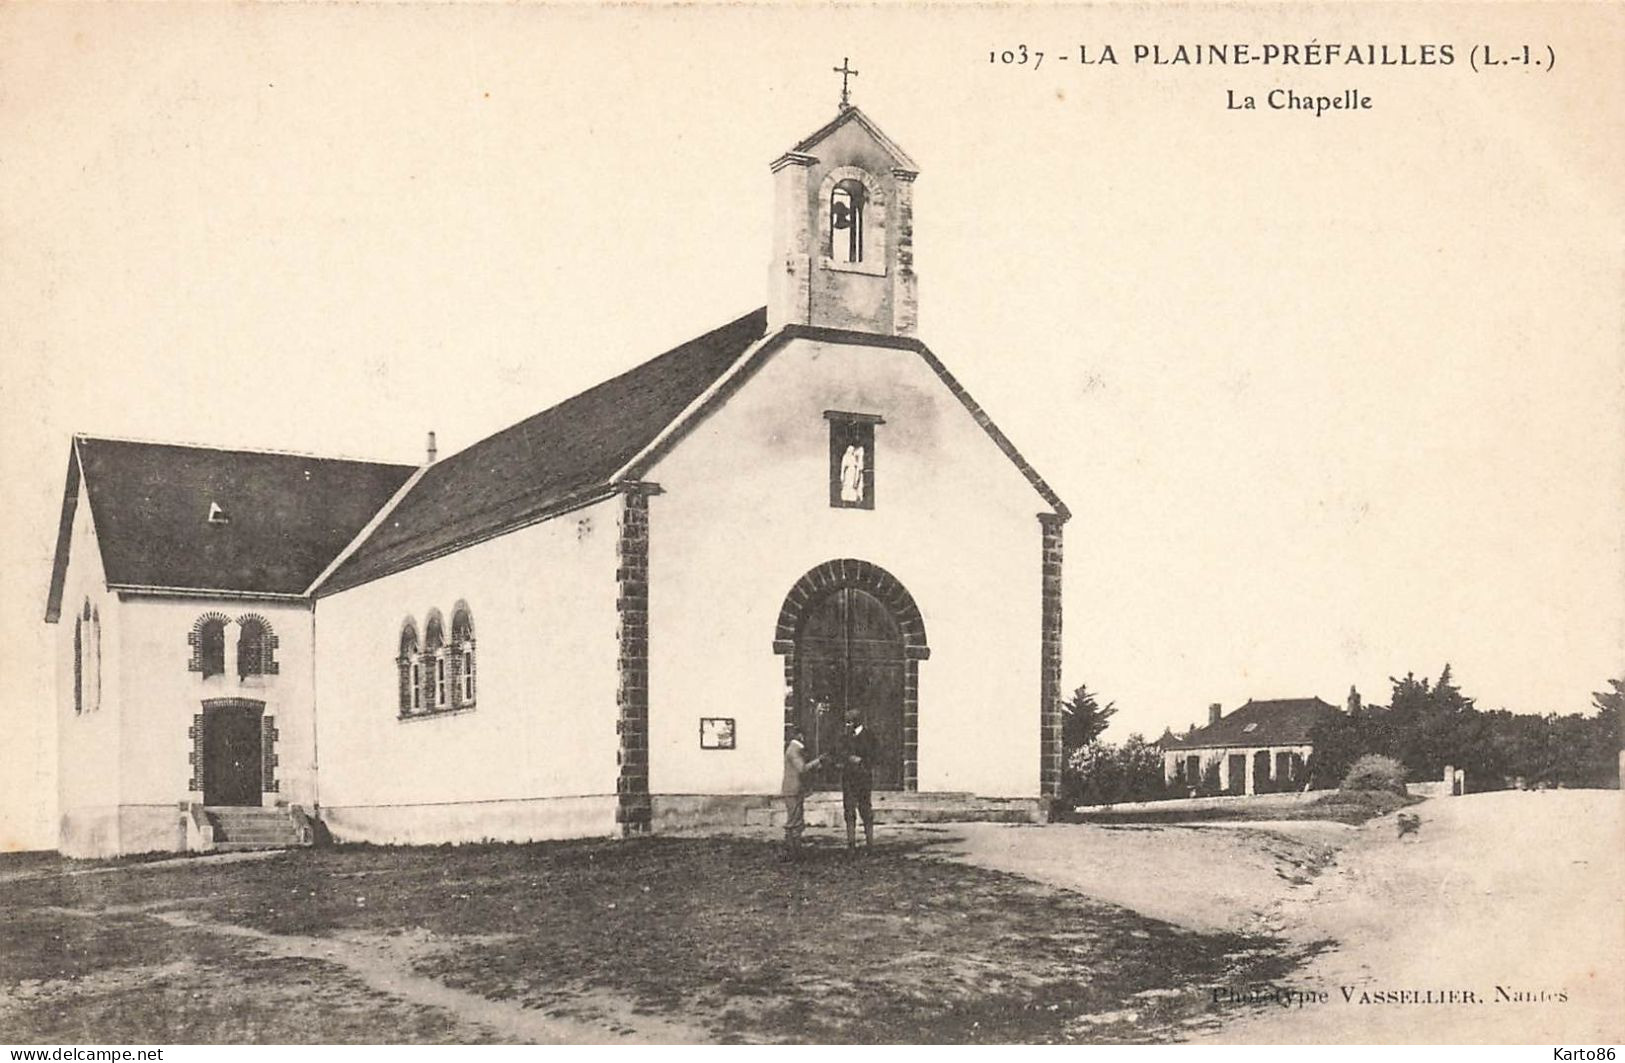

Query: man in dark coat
[835,706,876,850]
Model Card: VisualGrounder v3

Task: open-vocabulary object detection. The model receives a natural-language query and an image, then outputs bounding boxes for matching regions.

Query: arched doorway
[773,560,929,792]
[798,587,904,789]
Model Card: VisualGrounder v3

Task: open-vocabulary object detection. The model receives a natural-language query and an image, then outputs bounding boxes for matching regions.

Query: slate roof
[49,306,1071,608]
[317,308,771,594]
[46,437,416,620]
[1167,697,1341,749]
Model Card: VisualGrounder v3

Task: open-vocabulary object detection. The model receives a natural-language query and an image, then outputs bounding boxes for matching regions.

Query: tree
[1117,733,1168,801]
[1307,703,1392,789]
[1059,684,1117,805]
[1307,710,1370,789]
[1061,684,1117,750]
[1593,679,1623,751]
[1561,678,1622,788]
[1309,671,1621,794]
[1386,664,1480,781]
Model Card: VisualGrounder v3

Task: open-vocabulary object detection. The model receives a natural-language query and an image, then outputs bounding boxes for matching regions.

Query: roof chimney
[1347,685,1363,717]
[1208,702,1222,725]
[426,430,437,465]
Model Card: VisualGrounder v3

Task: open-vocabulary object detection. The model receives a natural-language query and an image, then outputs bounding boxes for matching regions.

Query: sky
[2,3,1622,840]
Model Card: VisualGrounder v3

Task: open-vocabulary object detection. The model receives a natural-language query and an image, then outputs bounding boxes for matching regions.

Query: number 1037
[990,46,1045,70]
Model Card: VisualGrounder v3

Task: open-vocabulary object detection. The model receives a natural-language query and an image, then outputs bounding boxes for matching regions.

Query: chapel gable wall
[641,335,1050,800]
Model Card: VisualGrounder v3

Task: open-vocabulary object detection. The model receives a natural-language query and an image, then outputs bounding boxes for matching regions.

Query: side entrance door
[1227,753,1247,796]
[795,587,905,791]
[204,701,264,806]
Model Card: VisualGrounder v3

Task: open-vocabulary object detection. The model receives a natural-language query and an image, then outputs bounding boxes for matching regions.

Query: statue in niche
[840,444,866,503]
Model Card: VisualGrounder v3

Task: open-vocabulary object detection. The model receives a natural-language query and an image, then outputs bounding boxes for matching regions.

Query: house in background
[1161,691,1358,796]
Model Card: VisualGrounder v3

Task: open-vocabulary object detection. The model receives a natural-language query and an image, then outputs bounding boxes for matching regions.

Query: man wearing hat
[835,706,876,850]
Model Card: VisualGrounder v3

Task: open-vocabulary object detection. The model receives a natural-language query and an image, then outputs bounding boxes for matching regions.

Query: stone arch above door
[771,559,929,659]
[773,560,928,792]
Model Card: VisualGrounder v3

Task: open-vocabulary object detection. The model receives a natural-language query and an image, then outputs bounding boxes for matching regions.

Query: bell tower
[766,82,919,337]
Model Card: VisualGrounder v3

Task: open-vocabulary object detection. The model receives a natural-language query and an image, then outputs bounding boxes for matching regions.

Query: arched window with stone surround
[423,610,446,710]
[398,618,420,715]
[450,603,475,708]
[820,167,886,275]
[236,615,279,679]
[191,612,229,679]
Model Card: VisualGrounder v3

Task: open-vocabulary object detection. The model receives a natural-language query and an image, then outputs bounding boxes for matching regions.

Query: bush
[1067,734,1170,806]
[1199,759,1222,796]
[1341,754,1409,794]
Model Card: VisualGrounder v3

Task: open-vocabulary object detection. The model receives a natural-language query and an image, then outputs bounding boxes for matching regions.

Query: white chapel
[45,98,1070,857]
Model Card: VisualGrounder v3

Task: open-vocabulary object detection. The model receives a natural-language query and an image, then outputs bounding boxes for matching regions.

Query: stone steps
[204,807,311,849]
[745,791,1043,828]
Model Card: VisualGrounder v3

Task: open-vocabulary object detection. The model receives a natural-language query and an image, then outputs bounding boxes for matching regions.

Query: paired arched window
[197,616,228,678]
[424,610,446,709]
[236,616,279,678]
[397,603,475,718]
[190,613,277,680]
[398,619,422,714]
[452,604,476,704]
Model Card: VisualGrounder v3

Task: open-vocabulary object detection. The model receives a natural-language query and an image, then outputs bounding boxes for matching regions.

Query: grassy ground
[1065,790,1421,826]
[0,834,1310,1044]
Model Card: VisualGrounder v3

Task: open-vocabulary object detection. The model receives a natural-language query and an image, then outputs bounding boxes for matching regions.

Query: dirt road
[938,819,1351,936]
[942,790,1622,1043]
[1204,789,1623,1043]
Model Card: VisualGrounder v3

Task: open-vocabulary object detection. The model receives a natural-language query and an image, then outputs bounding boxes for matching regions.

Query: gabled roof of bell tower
[777,106,918,174]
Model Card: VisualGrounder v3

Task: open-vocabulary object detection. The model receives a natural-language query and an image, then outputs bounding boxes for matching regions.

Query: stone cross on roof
[833,57,858,111]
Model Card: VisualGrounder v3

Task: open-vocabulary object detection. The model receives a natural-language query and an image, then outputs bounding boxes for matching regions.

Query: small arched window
[73,609,84,716]
[451,604,476,707]
[87,605,101,713]
[398,619,420,715]
[830,178,867,264]
[423,610,445,711]
[198,616,227,679]
[236,616,278,679]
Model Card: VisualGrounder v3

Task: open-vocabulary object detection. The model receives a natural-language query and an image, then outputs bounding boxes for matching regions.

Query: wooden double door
[795,587,905,791]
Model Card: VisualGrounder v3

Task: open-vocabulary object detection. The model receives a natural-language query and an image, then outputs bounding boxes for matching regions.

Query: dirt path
[44,903,707,1044]
[0,850,283,884]
[1202,789,1624,1043]
[935,821,1350,935]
